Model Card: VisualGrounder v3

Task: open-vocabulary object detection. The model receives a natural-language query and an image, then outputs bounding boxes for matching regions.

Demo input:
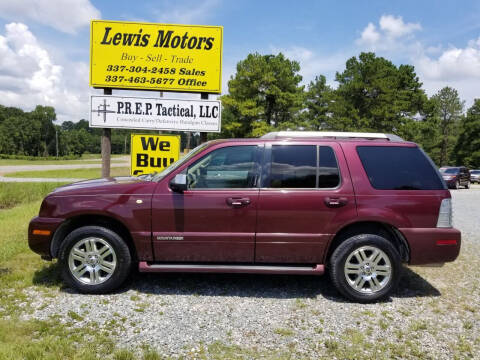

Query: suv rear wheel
[58,226,132,294]
[329,234,401,303]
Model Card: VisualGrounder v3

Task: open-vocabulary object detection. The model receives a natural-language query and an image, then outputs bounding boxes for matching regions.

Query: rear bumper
[28,216,64,258]
[401,227,461,265]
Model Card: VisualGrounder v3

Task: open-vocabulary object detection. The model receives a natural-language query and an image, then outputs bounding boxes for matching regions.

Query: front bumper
[443,178,457,187]
[401,227,461,265]
[28,216,64,258]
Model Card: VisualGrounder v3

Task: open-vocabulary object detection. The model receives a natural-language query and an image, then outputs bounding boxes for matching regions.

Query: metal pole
[200,93,208,144]
[101,88,112,177]
[159,91,163,134]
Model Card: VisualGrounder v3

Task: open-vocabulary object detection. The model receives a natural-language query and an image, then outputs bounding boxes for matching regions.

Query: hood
[50,176,150,195]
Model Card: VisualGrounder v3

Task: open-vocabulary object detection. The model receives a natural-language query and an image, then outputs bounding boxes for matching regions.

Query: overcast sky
[0,0,479,122]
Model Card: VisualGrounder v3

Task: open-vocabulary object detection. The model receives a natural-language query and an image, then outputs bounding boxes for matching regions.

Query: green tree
[301,75,334,130]
[413,97,443,165]
[220,52,304,137]
[333,52,427,135]
[30,105,56,156]
[431,87,464,166]
[0,105,24,124]
[454,99,480,168]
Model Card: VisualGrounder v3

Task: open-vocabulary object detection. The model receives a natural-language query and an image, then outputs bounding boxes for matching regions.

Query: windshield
[441,168,459,174]
[471,170,480,174]
[150,142,210,181]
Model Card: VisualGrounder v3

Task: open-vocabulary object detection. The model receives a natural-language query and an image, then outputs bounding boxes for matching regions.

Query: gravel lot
[20,187,480,359]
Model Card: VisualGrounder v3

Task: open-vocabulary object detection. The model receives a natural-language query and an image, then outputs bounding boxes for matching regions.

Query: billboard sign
[90,95,221,132]
[130,134,180,176]
[90,20,223,93]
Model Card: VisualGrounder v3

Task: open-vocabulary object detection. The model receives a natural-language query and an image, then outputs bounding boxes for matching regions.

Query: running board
[138,262,324,275]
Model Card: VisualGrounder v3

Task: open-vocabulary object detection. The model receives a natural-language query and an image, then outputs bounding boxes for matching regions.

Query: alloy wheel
[68,237,117,285]
[344,246,392,294]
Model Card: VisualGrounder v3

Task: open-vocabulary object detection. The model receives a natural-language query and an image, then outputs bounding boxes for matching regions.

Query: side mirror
[170,174,187,193]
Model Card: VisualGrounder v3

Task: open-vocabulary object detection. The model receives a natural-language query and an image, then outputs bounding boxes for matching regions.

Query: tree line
[0,51,478,167]
[217,52,480,168]
[0,107,194,158]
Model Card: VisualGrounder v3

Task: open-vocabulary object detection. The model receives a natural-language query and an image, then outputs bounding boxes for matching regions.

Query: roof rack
[260,131,404,141]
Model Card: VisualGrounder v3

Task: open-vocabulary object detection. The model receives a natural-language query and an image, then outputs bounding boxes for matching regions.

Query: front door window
[187,145,259,189]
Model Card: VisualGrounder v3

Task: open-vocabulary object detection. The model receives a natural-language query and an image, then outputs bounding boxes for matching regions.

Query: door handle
[226,197,251,207]
[324,197,348,208]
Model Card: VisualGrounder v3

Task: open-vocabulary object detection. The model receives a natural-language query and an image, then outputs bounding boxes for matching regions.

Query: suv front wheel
[58,226,132,294]
[329,234,401,303]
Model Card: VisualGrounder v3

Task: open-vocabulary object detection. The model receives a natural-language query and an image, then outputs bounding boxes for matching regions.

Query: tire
[329,234,401,303]
[58,226,132,294]
[465,181,470,189]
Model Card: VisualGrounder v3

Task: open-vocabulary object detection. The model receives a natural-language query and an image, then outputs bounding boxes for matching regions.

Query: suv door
[152,144,262,263]
[462,167,470,185]
[255,142,356,264]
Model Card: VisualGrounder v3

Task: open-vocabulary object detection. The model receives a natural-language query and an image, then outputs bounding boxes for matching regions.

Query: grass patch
[0,153,126,165]
[0,317,164,360]
[0,199,163,360]
[0,182,64,209]
[274,328,295,337]
[320,328,432,360]
[0,201,62,317]
[0,201,42,264]
[5,167,130,179]
[0,159,104,166]
[67,310,84,322]
[197,341,295,360]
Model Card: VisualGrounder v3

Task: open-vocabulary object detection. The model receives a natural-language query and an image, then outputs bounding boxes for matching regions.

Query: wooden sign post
[101,88,112,177]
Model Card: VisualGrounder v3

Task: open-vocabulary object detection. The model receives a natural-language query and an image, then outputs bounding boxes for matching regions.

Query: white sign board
[90,95,221,132]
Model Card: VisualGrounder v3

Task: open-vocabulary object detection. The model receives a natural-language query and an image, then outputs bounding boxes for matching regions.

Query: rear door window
[268,145,340,188]
[270,145,317,188]
[357,146,445,190]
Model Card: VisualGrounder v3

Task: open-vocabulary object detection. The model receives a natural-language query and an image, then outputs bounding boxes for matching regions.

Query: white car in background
[470,170,480,184]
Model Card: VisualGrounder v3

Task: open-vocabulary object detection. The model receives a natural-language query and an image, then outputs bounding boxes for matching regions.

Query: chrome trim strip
[144,263,321,272]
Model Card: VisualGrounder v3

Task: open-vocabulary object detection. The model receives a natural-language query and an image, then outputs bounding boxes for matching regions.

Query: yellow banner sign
[130,134,180,176]
[90,20,223,93]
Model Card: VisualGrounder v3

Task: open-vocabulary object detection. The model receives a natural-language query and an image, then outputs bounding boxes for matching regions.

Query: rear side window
[357,146,444,190]
[268,145,340,188]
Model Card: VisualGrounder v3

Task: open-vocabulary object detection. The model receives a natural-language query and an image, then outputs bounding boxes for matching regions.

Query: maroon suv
[28,132,461,302]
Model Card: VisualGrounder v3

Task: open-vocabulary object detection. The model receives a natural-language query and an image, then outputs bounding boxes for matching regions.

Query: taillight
[437,198,452,228]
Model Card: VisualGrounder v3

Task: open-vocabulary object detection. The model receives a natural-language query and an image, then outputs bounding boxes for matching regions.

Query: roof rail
[260,131,404,141]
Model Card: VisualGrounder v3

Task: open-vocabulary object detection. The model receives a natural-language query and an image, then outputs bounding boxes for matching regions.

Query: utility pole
[55,128,59,158]
[101,88,112,177]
